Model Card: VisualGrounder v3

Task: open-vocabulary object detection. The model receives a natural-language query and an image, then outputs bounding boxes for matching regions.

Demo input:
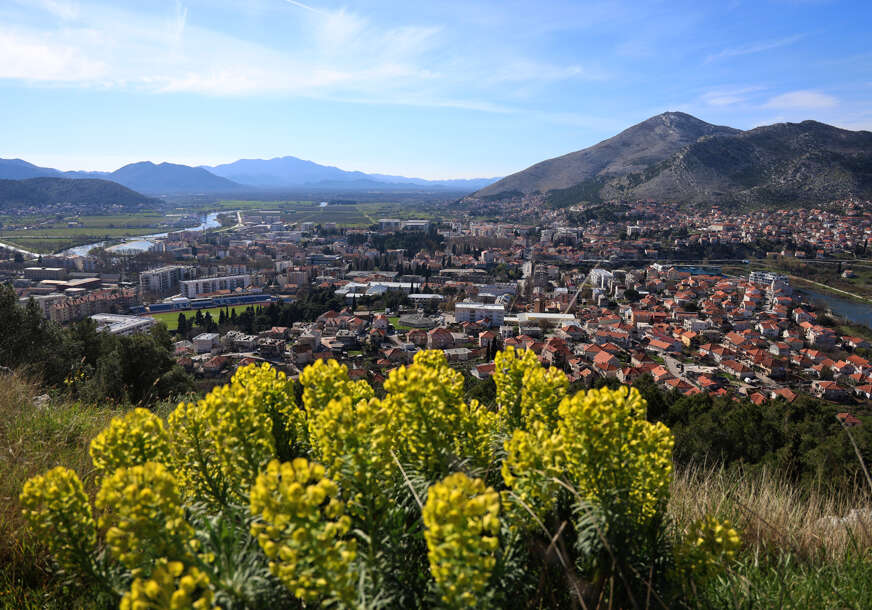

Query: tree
[177,313,188,337]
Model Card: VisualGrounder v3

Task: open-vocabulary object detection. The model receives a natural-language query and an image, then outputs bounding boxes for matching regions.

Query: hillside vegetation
[475,112,872,208]
[5,347,872,608]
[0,178,153,210]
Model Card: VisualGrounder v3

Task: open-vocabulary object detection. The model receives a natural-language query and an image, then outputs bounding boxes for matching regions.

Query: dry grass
[670,463,872,561]
[0,371,122,602]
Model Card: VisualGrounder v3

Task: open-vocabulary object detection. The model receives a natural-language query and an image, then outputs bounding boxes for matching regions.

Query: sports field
[149,304,262,331]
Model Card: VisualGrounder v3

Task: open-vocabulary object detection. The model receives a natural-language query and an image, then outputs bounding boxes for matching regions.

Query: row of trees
[0,285,193,404]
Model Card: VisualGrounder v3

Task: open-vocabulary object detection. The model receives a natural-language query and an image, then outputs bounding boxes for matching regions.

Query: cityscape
[3,0,872,607]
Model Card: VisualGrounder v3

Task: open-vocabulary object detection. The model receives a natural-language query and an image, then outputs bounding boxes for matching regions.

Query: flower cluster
[557,386,674,525]
[423,472,501,608]
[679,516,741,579]
[89,408,171,477]
[299,358,373,417]
[519,364,568,428]
[22,349,705,607]
[383,350,473,475]
[501,420,565,523]
[169,363,295,503]
[493,346,540,426]
[120,560,217,610]
[19,466,96,573]
[96,461,192,571]
[308,395,395,515]
[249,458,357,605]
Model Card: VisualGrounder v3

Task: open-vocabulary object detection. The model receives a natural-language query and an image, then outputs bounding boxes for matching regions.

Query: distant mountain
[106,162,243,194]
[206,156,499,191]
[0,159,64,180]
[0,159,242,195]
[473,112,872,207]
[0,178,153,209]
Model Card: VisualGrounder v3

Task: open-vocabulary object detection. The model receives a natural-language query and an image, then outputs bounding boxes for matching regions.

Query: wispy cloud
[705,34,804,63]
[764,89,838,109]
[700,86,766,107]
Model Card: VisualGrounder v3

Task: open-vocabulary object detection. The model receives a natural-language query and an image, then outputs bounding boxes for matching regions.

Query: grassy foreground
[3,369,872,608]
[0,374,176,608]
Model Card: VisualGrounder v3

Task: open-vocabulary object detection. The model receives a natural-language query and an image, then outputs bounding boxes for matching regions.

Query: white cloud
[701,86,765,107]
[764,90,838,109]
[0,1,592,110]
[706,34,804,63]
[0,29,106,81]
[16,0,80,21]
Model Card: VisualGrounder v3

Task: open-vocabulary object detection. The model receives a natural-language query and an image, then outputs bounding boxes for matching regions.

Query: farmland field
[0,212,198,253]
[214,200,439,226]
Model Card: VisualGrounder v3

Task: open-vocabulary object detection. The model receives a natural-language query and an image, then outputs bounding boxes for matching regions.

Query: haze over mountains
[476,112,872,207]
[204,157,499,190]
[3,113,870,207]
[0,157,499,196]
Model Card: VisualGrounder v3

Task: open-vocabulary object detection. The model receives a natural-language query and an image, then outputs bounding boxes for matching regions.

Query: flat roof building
[90,314,157,336]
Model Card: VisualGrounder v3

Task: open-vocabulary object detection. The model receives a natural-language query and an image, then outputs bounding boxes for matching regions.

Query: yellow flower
[96,461,192,571]
[556,386,674,526]
[677,516,741,580]
[89,408,171,477]
[120,559,218,610]
[249,458,357,605]
[308,395,396,516]
[20,467,97,573]
[423,472,500,608]
[168,363,295,503]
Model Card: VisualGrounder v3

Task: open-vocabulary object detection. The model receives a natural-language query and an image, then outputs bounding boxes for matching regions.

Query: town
[2,196,872,414]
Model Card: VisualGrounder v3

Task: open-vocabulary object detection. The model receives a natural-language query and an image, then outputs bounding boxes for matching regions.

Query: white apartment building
[180,274,251,298]
[139,265,195,296]
[454,302,505,327]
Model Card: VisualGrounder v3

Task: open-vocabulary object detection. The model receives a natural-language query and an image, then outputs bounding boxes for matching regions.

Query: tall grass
[670,464,872,561]
[0,372,122,608]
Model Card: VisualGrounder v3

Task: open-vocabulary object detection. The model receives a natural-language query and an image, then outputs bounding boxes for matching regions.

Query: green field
[212,200,438,227]
[0,212,188,254]
[149,305,260,331]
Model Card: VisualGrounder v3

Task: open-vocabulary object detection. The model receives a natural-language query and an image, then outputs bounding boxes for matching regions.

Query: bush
[20,349,735,608]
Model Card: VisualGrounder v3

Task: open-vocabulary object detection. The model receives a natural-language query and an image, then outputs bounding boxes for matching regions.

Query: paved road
[663,354,700,389]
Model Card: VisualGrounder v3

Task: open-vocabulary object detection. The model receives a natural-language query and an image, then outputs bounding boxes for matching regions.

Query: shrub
[21,352,736,607]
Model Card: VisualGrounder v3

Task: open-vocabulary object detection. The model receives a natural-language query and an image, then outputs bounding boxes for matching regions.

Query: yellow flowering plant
[95,461,193,573]
[422,472,501,608]
[21,351,738,608]
[19,466,97,575]
[249,458,358,606]
[89,407,172,477]
[120,559,218,610]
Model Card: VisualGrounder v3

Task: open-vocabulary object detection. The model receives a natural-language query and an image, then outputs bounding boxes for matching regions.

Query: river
[800,288,872,329]
[61,211,225,256]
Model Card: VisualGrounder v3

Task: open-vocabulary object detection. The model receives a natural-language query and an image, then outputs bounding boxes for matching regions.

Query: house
[427,327,455,349]
[812,380,850,402]
[479,330,497,349]
[473,363,496,379]
[407,328,428,346]
[837,412,862,427]
[771,387,797,403]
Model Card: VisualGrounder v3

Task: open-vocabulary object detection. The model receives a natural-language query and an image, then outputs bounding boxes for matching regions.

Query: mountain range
[475,112,872,207]
[0,177,153,209]
[0,157,499,195]
[204,157,499,191]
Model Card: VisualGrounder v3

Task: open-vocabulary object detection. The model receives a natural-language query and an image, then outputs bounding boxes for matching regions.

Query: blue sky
[1,0,870,179]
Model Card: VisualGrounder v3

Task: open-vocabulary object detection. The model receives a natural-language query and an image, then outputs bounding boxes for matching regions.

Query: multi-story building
[454,302,505,327]
[180,274,251,298]
[139,265,195,297]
